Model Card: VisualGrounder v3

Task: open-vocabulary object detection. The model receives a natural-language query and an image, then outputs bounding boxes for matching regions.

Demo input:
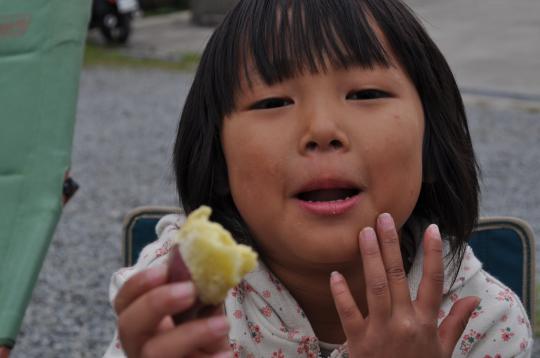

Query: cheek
[364,113,424,225]
[222,122,286,208]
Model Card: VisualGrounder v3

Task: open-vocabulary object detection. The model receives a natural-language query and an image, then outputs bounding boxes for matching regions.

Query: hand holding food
[114,206,256,357]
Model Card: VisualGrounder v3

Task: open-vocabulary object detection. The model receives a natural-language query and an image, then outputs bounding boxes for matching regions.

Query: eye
[346,89,390,101]
[249,97,294,110]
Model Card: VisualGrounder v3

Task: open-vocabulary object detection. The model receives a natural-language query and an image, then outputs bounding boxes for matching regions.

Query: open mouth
[296,188,360,202]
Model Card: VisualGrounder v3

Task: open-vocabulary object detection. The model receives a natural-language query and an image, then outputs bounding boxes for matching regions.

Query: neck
[265,258,368,344]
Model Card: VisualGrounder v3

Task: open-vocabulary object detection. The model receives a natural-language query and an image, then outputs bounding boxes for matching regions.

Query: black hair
[174,0,480,275]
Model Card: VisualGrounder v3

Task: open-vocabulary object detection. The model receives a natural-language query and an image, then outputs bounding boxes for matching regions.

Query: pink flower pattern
[280,326,300,340]
[297,336,319,357]
[517,315,528,327]
[154,240,172,258]
[230,284,246,304]
[459,329,485,355]
[230,341,243,358]
[261,305,273,317]
[438,308,446,320]
[500,327,514,342]
[247,321,263,344]
[470,305,484,319]
[495,289,515,307]
[519,338,529,352]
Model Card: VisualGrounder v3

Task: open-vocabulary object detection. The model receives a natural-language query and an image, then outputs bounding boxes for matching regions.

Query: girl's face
[221,61,424,270]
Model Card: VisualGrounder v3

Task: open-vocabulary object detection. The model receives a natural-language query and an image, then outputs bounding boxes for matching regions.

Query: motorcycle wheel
[99,12,131,45]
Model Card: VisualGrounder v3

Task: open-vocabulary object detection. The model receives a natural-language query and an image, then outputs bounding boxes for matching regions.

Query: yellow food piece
[175,206,258,304]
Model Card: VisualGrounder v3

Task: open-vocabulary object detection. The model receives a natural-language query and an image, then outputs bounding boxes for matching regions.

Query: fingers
[114,265,169,315]
[140,315,232,358]
[438,296,480,357]
[198,304,226,319]
[118,281,196,356]
[359,227,391,320]
[416,224,444,319]
[330,271,365,337]
[211,351,234,358]
[376,213,412,313]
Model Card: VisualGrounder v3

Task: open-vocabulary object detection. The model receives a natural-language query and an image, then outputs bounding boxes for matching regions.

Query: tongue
[299,188,356,202]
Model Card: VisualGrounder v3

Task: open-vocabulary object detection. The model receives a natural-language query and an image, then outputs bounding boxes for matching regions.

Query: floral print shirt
[103,214,533,357]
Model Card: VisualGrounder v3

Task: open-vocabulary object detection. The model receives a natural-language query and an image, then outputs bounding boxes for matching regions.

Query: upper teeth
[306,196,351,203]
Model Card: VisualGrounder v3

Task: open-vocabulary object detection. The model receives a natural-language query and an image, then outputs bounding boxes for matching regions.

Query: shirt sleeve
[102,214,184,357]
[442,270,534,358]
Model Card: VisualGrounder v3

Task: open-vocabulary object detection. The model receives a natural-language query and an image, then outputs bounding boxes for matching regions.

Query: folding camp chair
[122,207,536,327]
[0,1,90,355]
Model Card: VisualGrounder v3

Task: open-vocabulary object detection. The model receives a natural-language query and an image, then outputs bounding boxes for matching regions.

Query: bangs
[208,0,392,116]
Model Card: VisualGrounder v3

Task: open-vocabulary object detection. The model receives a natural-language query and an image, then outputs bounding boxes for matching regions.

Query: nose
[298,108,350,154]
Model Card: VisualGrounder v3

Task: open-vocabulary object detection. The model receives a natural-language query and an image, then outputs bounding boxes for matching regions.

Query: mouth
[294,180,362,216]
[296,188,360,202]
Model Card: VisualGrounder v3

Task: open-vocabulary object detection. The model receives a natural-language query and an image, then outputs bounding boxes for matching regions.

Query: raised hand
[330,213,479,358]
[114,264,231,358]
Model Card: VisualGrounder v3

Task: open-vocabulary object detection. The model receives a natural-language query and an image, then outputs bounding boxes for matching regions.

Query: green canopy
[0,0,90,348]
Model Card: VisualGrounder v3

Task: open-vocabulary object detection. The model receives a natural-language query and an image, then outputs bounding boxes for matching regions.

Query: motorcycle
[90,0,138,44]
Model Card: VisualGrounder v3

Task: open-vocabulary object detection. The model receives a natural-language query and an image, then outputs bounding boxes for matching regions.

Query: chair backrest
[0,0,90,349]
[469,217,536,323]
[123,208,536,324]
[123,206,184,267]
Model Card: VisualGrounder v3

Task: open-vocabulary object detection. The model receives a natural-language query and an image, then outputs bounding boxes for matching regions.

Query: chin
[289,230,361,264]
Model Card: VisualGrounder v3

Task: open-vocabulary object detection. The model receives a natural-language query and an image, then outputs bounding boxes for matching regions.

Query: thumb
[438,296,480,357]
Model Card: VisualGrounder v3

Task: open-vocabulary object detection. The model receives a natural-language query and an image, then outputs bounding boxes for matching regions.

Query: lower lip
[295,194,360,216]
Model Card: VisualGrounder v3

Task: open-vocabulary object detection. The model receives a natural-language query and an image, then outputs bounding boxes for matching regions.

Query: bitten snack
[169,206,258,305]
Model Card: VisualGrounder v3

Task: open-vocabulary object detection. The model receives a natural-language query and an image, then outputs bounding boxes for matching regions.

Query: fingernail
[208,316,230,336]
[429,224,441,240]
[145,265,167,282]
[330,271,344,284]
[170,282,195,299]
[213,351,232,358]
[378,213,394,230]
[360,227,376,241]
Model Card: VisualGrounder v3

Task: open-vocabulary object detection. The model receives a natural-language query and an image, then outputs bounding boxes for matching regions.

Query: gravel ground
[11,67,540,357]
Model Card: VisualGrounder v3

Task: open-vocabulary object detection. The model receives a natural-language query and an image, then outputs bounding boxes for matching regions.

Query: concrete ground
[408,0,540,99]
[11,1,540,357]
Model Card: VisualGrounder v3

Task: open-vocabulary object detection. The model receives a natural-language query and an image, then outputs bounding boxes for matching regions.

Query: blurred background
[5,0,540,356]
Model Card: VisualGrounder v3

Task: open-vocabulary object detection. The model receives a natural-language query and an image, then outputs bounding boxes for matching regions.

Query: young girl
[105,0,533,357]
